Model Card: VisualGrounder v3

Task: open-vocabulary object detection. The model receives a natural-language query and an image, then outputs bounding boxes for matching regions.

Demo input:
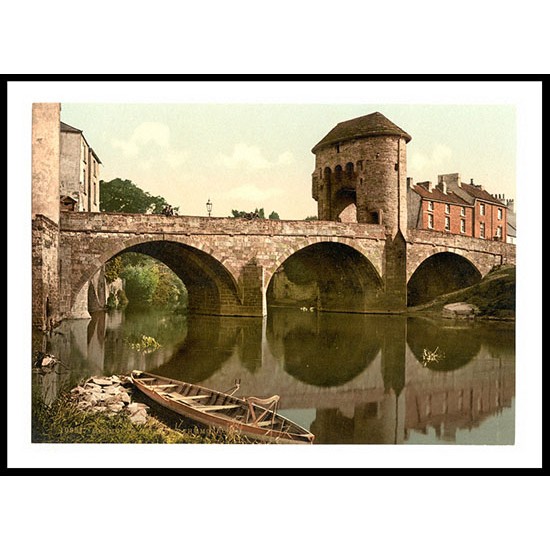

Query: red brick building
[408,173,508,241]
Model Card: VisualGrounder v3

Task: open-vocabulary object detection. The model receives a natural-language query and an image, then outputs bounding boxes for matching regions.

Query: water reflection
[267,310,382,386]
[33,308,515,445]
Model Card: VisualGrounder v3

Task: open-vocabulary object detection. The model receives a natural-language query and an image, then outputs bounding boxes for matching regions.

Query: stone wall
[32,215,59,330]
[406,228,516,281]
[32,103,60,225]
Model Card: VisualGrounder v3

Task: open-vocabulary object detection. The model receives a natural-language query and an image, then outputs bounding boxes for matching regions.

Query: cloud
[219,143,294,171]
[111,122,189,170]
[165,149,189,168]
[409,144,453,174]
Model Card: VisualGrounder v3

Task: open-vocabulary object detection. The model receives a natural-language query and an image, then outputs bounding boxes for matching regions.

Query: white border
[8,79,542,470]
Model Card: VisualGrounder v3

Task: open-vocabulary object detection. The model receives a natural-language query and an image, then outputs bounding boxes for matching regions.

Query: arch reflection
[267,310,383,386]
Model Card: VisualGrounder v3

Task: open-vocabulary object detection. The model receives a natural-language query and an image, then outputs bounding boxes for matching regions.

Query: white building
[59,121,102,212]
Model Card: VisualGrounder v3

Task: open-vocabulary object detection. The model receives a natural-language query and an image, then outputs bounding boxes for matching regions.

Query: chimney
[440,181,447,194]
[427,181,434,192]
[407,177,414,188]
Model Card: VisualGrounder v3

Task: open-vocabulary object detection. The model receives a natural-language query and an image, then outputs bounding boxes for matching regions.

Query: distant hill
[408,264,516,320]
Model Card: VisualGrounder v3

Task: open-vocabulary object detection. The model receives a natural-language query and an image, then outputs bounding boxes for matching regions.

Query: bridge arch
[407,251,482,306]
[266,240,384,313]
[71,238,243,316]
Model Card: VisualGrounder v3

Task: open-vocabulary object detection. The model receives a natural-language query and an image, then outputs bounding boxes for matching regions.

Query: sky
[55,88,519,220]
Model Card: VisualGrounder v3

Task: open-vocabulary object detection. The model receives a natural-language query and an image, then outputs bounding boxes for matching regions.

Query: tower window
[336,143,340,153]
[445,217,450,231]
[445,204,450,214]
[480,222,485,238]
[497,208,503,220]
[460,219,466,233]
[480,203,485,215]
[428,214,434,229]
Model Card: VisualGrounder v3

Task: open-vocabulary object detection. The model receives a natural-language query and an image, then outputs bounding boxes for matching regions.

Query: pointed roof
[60,121,102,164]
[460,183,506,206]
[60,121,83,134]
[312,112,412,153]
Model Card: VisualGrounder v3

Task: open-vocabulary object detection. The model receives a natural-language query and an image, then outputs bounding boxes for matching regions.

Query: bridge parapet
[407,228,516,281]
[59,212,388,240]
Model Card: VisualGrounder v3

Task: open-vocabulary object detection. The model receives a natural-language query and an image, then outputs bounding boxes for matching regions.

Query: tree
[304,215,318,221]
[231,207,277,219]
[121,264,159,305]
[100,178,179,214]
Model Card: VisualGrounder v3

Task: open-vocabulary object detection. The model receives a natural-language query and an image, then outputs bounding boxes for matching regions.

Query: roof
[312,112,412,153]
[60,121,83,134]
[411,184,471,206]
[460,183,506,205]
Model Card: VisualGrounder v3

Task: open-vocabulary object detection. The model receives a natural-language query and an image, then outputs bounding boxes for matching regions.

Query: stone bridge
[40,211,515,325]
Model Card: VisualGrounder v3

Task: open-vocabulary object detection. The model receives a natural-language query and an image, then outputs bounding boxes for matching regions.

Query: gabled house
[408,173,508,241]
[60,121,102,212]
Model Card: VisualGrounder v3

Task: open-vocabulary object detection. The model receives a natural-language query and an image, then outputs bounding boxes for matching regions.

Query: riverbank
[32,371,256,444]
[407,264,515,321]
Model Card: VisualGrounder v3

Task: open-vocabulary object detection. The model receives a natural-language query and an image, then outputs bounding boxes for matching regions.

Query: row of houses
[407,173,515,244]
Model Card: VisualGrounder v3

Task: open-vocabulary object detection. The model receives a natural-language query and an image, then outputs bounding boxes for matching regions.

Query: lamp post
[206,198,212,217]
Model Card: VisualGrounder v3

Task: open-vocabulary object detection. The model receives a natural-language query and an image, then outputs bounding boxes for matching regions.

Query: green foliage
[152,263,188,308]
[106,292,118,310]
[232,208,265,219]
[100,178,178,214]
[104,256,123,283]
[117,288,129,307]
[304,215,318,221]
[32,389,257,444]
[410,265,516,320]
[126,334,162,353]
[121,263,159,305]
[110,252,187,310]
[268,211,280,220]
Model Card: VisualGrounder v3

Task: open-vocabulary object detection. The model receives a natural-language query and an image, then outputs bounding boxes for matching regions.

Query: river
[32,307,515,445]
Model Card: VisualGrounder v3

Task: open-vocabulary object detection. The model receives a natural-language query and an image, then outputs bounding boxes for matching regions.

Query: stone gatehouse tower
[311,112,411,236]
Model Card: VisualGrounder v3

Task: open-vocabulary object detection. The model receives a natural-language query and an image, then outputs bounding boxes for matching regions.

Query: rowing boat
[130,370,315,444]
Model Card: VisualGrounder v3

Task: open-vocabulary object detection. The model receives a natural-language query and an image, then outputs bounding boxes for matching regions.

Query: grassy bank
[408,264,515,320]
[32,389,255,444]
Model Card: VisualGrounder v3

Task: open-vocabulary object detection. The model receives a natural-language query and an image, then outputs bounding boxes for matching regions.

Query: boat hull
[131,371,314,444]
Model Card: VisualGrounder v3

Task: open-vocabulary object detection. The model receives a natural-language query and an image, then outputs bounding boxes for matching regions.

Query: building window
[497,208,503,220]
[428,214,434,229]
[460,219,466,233]
[461,206,465,216]
[428,201,434,211]
[445,204,450,214]
[480,222,485,238]
[496,226,503,239]
[336,143,340,153]
[445,217,450,231]
[480,203,485,215]
[94,181,97,205]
